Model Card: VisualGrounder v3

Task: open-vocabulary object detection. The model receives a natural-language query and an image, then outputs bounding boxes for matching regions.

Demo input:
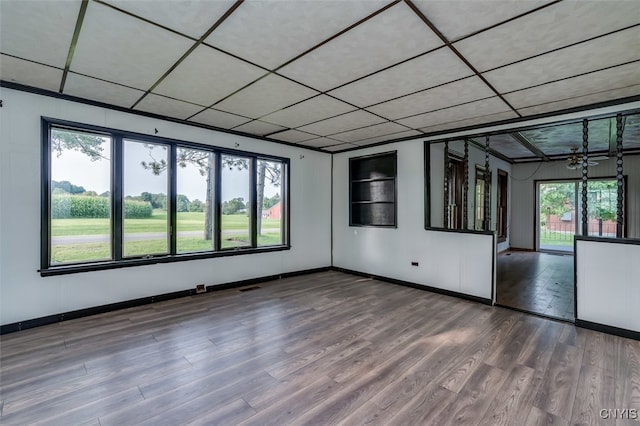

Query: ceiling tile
[411,0,549,41]
[278,2,443,92]
[352,129,423,146]
[322,143,360,152]
[619,114,640,150]
[153,45,266,107]
[297,110,386,136]
[188,108,251,129]
[206,0,387,69]
[214,74,318,118]
[299,137,344,148]
[484,27,640,94]
[398,97,513,129]
[330,122,412,143]
[454,1,640,72]
[517,85,640,116]
[328,47,474,107]
[367,76,495,120]
[261,95,356,129]
[488,134,539,159]
[520,118,612,156]
[0,0,80,68]
[269,130,319,144]
[71,1,193,90]
[64,73,144,107]
[505,62,640,110]
[103,0,235,39]
[0,55,63,92]
[419,111,519,134]
[232,120,287,137]
[134,93,204,120]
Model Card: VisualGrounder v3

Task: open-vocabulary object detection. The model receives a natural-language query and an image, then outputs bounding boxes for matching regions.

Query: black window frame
[41,117,290,276]
[349,151,397,228]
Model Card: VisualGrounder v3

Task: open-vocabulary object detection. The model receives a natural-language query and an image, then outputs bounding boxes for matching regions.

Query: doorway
[536,178,620,252]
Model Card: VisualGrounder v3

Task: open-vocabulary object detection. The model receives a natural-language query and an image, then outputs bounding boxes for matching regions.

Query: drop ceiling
[1,0,639,157]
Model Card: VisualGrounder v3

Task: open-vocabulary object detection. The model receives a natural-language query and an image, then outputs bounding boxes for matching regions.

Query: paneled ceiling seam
[1,53,63,71]
[393,95,498,121]
[59,0,89,93]
[322,45,447,94]
[186,1,402,122]
[270,0,401,74]
[404,0,522,118]
[94,0,197,41]
[511,132,550,161]
[467,138,513,164]
[331,96,640,154]
[130,0,245,109]
[502,60,640,96]
[360,75,474,109]
[481,23,640,75]
[96,0,273,74]
[453,0,562,43]
[0,80,330,154]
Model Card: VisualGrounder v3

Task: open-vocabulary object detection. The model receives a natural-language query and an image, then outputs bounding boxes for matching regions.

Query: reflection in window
[50,128,112,264]
[475,166,490,231]
[176,148,215,253]
[123,140,169,257]
[258,160,284,246]
[221,154,251,248]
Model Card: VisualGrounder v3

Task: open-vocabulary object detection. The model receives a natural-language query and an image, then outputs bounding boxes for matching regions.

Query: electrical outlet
[411,261,419,267]
[196,284,206,293]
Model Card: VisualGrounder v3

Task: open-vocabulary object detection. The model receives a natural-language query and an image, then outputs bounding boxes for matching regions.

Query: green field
[51,210,280,236]
[51,210,282,264]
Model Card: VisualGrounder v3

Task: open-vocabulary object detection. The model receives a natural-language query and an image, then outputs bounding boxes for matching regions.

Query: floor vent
[239,286,261,292]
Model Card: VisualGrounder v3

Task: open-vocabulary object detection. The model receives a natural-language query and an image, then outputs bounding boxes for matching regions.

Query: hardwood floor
[1,271,639,425]
[497,250,575,321]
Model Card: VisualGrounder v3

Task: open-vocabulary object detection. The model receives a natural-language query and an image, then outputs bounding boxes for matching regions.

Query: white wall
[510,155,640,249]
[576,239,640,332]
[0,88,332,325]
[333,140,494,300]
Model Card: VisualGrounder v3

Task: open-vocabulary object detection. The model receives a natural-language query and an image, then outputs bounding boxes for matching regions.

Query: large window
[42,118,289,275]
[349,151,397,227]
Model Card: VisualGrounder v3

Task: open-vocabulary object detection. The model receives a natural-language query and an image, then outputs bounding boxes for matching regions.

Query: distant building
[262,201,281,220]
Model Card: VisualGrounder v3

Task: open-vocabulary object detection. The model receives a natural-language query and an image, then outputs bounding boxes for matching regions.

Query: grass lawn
[539,230,574,247]
[51,210,283,264]
[52,210,280,236]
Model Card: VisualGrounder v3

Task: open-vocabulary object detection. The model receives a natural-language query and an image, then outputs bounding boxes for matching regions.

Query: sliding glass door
[537,178,620,252]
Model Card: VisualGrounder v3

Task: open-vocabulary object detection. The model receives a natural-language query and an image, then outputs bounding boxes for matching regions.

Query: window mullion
[169,145,177,255]
[113,135,124,261]
[214,152,222,251]
[250,157,257,248]
[41,120,52,270]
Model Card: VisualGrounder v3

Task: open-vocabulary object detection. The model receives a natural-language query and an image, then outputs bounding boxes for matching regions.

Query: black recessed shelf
[349,151,397,228]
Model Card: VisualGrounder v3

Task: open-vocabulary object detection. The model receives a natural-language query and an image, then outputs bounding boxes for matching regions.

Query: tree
[263,193,280,209]
[52,180,86,194]
[222,197,246,215]
[188,199,204,212]
[177,194,190,213]
[52,129,108,161]
[145,153,281,237]
[539,182,574,218]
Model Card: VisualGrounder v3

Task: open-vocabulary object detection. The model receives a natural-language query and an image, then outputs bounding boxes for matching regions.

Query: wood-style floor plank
[1,270,638,425]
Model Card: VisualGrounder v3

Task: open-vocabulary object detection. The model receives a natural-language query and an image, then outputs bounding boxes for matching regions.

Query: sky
[52,140,280,203]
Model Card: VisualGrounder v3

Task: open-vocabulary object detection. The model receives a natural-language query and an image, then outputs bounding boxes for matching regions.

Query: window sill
[40,245,291,277]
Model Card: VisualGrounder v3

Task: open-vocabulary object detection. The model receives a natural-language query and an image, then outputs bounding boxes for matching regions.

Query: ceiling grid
[0,0,638,158]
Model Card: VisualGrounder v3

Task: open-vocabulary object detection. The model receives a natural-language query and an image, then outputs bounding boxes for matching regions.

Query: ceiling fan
[566,147,608,170]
